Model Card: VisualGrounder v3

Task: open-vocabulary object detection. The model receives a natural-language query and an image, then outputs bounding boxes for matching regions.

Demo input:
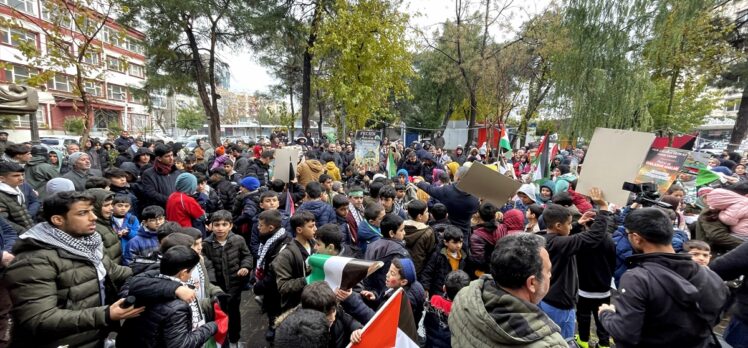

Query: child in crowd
[332,194,353,247]
[233,176,261,248]
[364,213,410,297]
[209,168,239,211]
[379,185,408,220]
[248,191,290,260]
[274,309,331,347]
[129,221,183,274]
[421,226,465,298]
[319,174,337,205]
[202,210,252,346]
[469,202,499,278]
[429,203,450,244]
[705,188,748,240]
[166,173,206,231]
[273,211,317,312]
[222,159,242,184]
[118,246,219,348]
[193,172,222,214]
[105,168,139,214]
[111,195,139,258]
[297,181,337,227]
[126,206,165,266]
[87,189,121,265]
[252,209,293,342]
[357,203,386,255]
[684,240,712,267]
[403,199,435,273]
[341,257,425,328]
[525,204,544,233]
[423,270,470,348]
[294,282,363,348]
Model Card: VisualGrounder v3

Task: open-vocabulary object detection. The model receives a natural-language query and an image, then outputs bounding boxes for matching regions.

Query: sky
[224,0,552,94]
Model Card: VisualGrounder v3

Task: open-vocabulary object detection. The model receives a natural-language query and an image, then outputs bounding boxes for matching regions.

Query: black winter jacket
[139,165,182,207]
[600,252,728,348]
[363,238,409,296]
[416,182,479,242]
[576,213,617,294]
[710,242,748,324]
[202,232,252,292]
[210,178,238,211]
[246,159,271,187]
[421,248,465,297]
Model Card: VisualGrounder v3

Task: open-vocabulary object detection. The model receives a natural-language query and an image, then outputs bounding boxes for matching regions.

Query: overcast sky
[224,0,552,94]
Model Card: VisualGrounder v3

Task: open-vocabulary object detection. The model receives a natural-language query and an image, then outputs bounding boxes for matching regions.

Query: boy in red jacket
[166,173,206,230]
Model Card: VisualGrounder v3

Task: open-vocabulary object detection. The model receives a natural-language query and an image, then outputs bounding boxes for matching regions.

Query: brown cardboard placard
[576,128,655,207]
[456,162,522,207]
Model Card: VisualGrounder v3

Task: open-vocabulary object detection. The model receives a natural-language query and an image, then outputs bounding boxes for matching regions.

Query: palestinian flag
[205,303,229,348]
[387,150,397,179]
[499,123,512,152]
[306,253,383,290]
[532,133,550,183]
[695,168,721,187]
[350,288,418,348]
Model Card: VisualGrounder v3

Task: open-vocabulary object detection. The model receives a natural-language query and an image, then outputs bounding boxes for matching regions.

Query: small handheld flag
[205,302,229,348]
[348,288,419,348]
[306,253,383,290]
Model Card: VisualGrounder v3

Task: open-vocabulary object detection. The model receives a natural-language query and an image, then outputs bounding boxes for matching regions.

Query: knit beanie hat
[46,178,75,195]
[399,258,417,286]
[241,176,260,191]
[67,151,87,165]
[175,173,198,194]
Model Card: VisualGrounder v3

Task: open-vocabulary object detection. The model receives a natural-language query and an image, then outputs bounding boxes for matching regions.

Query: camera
[621,182,671,208]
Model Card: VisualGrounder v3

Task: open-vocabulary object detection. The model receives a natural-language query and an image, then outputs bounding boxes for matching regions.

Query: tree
[119,0,271,146]
[717,6,748,152]
[312,0,413,131]
[404,49,464,132]
[176,107,205,135]
[2,0,125,145]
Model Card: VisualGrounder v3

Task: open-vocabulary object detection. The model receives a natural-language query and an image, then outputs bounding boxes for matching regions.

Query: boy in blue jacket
[125,205,164,265]
[297,181,336,228]
[111,195,139,258]
[357,203,385,255]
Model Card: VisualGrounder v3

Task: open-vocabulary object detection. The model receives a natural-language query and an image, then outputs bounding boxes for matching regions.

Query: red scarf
[153,160,172,175]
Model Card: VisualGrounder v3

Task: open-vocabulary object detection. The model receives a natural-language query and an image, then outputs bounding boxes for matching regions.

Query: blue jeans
[725,316,748,348]
[539,301,576,339]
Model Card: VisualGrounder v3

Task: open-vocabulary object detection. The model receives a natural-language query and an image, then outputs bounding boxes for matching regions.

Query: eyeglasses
[148,217,165,223]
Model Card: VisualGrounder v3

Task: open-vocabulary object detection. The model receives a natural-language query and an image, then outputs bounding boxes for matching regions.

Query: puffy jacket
[5,223,132,348]
[111,212,139,259]
[421,247,465,297]
[568,189,593,214]
[125,226,160,266]
[613,225,693,286]
[0,183,33,234]
[325,161,342,181]
[710,242,748,324]
[554,173,577,194]
[416,182,479,244]
[139,165,183,208]
[0,217,17,272]
[272,240,312,310]
[209,179,238,211]
[246,159,271,187]
[402,220,436,273]
[117,278,217,348]
[600,253,728,348]
[708,188,748,237]
[24,154,58,198]
[88,188,122,265]
[166,192,205,228]
[694,210,742,256]
[401,158,423,177]
[297,159,325,188]
[450,275,568,348]
[202,232,252,292]
[424,295,453,348]
[469,222,500,274]
[363,238,409,295]
[297,200,337,228]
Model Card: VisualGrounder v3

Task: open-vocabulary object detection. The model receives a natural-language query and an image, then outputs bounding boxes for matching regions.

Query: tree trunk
[289,82,295,142]
[465,90,477,148]
[302,1,323,136]
[440,98,454,130]
[728,83,748,152]
[317,89,324,141]
[184,23,218,147]
[517,116,529,148]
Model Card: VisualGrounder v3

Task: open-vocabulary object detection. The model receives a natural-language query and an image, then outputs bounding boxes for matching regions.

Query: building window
[84,80,103,97]
[2,0,36,15]
[129,89,143,103]
[2,64,36,83]
[14,108,46,128]
[725,99,741,112]
[150,94,166,109]
[103,27,126,48]
[39,0,71,28]
[107,83,126,101]
[47,39,72,56]
[94,109,118,130]
[82,50,100,65]
[0,27,37,48]
[127,39,144,55]
[128,63,144,78]
[106,56,124,72]
[46,73,71,92]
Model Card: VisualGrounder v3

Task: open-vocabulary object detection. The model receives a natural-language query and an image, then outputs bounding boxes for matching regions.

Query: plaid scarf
[21,222,106,281]
[157,274,204,330]
[153,159,173,175]
[255,228,287,280]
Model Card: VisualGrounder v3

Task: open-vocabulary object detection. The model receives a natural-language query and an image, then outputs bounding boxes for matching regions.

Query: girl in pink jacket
[708,188,748,240]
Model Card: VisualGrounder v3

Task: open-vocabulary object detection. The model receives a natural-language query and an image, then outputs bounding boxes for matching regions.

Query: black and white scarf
[256,228,287,272]
[157,274,204,330]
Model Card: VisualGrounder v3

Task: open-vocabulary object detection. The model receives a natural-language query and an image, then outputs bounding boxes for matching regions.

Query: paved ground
[239,291,271,348]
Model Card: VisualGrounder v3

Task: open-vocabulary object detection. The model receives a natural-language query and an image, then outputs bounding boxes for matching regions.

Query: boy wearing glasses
[125,205,165,265]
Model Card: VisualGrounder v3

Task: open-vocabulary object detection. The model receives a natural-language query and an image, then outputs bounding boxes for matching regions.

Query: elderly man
[450,233,568,347]
[62,152,101,191]
[139,144,182,208]
[59,143,81,175]
[4,191,142,347]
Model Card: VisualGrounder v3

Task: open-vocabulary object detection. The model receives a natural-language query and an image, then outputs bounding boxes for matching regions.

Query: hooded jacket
[416,182,479,241]
[503,209,526,233]
[600,253,729,348]
[710,242,748,324]
[5,223,132,348]
[449,275,568,348]
[707,188,748,238]
[25,153,59,198]
[246,158,271,187]
[0,182,32,234]
[403,220,436,273]
[125,225,160,266]
[139,164,183,208]
[89,188,122,265]
[297,159,325,188]
[325,161,342,181]
[363,238,410,295]
[536,180,555,204]
[297,200,337,228]
[554,173,577,194]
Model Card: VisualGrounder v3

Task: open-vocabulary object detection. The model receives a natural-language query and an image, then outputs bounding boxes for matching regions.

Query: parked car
[39,136,80,152]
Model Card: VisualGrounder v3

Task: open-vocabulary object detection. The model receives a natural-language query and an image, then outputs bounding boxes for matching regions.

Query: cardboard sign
[634,147,690,194]
[273,146,302,183]
[456,162,522,207]
[576,128,655,208]
[354,130,381,170]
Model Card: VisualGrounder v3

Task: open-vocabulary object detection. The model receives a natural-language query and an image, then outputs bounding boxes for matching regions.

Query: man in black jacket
[599,208,729,348]
[246,150,274,187]
[710,241,748,348]
[139,144,182,208]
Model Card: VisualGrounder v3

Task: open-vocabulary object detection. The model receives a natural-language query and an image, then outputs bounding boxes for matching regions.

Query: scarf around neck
[153,160,172,175]
[157,274,204,330]
[256,228,287,272]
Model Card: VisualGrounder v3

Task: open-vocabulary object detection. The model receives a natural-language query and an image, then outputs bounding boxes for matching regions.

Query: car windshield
[40,139,60,145]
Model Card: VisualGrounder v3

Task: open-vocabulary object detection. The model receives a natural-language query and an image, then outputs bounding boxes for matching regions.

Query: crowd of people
[0,128,746,348]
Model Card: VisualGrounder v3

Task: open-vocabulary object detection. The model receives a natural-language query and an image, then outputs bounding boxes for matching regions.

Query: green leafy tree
[312,0,413,131]
[2,0,125,144]
[176,107,205,135]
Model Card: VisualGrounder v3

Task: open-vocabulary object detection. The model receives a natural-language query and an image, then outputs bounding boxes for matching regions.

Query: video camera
[621,182,672,209]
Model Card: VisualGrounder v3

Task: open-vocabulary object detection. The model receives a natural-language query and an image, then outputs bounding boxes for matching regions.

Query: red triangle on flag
[350,288,418,348]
